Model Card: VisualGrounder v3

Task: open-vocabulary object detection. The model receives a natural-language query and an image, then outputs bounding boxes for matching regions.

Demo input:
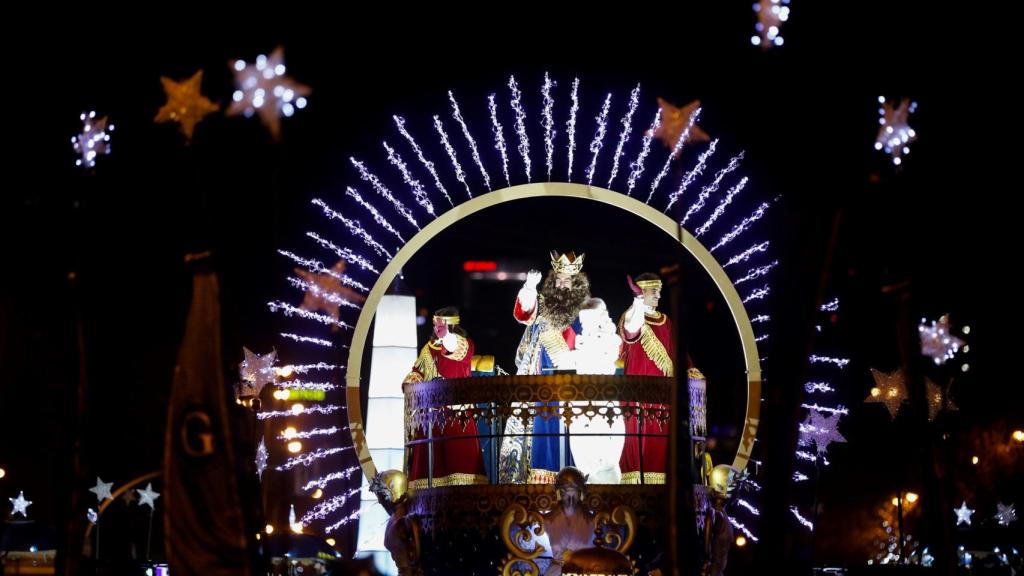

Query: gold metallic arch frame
[345,182,762,478]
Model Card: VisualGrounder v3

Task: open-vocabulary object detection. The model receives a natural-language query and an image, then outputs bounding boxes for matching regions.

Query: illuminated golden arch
[345,182,761,479]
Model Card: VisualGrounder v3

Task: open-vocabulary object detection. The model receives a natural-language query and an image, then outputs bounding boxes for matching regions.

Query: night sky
[1,6,1015,571]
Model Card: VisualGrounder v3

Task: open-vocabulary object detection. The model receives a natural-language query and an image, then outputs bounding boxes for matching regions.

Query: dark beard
[539,273,590,330]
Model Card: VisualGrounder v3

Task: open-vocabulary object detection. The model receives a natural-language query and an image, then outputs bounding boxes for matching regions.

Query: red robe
[406,335,487,489]
[618,311,675,484]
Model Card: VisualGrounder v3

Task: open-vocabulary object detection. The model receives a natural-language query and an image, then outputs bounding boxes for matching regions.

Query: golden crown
[636,279,662,290]
[550,251,585,275]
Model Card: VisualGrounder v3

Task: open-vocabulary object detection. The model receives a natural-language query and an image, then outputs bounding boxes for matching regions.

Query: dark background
[1,5,1015,571]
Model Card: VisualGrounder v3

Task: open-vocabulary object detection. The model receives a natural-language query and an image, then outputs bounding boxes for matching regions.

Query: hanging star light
[652,98,710,157]
[751,0,791,48]
[121,489,137,506]
[89,477,114,503]
[954,501,975,526]
[294,260,366,325]
[919,314,964,366]
[995,503,1017,526]
[154,70,220,142]
[811,411,846,456]
[10,491,32,517]
[136,483,160,510]
[256,436,269,480]
[72,111,114,168]
[239,347,278,399]
[925,378,958,421]
[874,96,918,166]
[867,368,908,420]
[227,46,310,140]
[798,410,846,456]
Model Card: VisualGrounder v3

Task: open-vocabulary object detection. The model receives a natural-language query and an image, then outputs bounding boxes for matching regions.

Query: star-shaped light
[751,0,791,49]
[919,315,964,366]
[798,410,846,456]
[874,96,918,166]
[652,98,710,157]
[121,489,137,506]
[239,347,278,399]
[136,483,160,510]
[809,411,846,456]
[867,368,908,420]
[954,501,975,526]
[72,111,114,168]
[256,436,269,480]
[295,260,366,325]
[89,477,114,503]
[226,47,310,140]
[9,491,32,518]
[154,70,220,142]
[995,502,1017,526]
[925,378,958,421]
[87,508,98,525]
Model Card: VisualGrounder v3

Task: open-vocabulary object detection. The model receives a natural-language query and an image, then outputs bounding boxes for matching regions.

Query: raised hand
[526,269,542,288]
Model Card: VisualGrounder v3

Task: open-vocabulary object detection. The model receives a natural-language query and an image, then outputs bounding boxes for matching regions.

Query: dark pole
[60,269,89,576]
[667,259,701,576]
[885,281,956,575]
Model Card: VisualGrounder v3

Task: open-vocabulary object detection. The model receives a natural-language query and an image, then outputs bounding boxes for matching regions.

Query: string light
[566,78,580,181]
[809,355,850,369]
[682,154,744,227]
[448,91,491,191]
[508,75,531,181]
[433,115,472,198]
[393,115,453,206]
[648,107,702,202]
[383,141,435,217]
[608,84,641,188]
[305,232,380,274]
[488,94,511,187]
[710,201,773,253]
[279,333,332,347]
[585,94,613,185]
[302,465,362,491]
[344,187,406,244]
[724,241,770,268]
[666,140,718,210]
[350,159,420,230]
[275,446,353,471]
[257,404,341,420]
[790,506,814,531]
[627,110,661,196]
[268,301,352,330]
[311,198,394,259]
[301,488,360,524]
[541,73,556,181]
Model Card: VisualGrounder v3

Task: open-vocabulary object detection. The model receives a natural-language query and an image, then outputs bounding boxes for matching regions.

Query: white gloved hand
[526,269,542,288]
[623,295,646,334]
[518,270,542,312]
[440,331,459,353]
